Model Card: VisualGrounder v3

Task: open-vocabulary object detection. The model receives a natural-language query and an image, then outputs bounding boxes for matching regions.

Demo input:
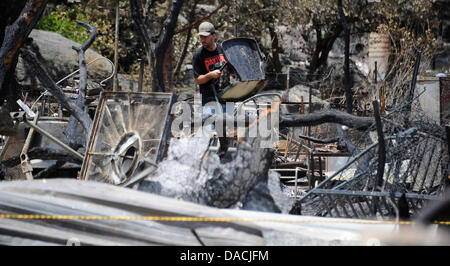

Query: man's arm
[195,70,222,85]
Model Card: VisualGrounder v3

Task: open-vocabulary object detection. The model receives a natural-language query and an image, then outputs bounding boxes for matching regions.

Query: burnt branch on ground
[64,21,97,147]
[280,110,374,130]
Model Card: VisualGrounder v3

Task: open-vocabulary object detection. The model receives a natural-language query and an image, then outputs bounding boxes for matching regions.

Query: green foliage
[36,3,116,59]
[36,5,89,44]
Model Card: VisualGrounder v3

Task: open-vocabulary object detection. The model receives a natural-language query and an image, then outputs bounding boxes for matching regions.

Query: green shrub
[36,5,89,44]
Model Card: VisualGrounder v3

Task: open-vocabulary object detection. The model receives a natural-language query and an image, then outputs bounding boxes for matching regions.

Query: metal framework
[80,92,175,185]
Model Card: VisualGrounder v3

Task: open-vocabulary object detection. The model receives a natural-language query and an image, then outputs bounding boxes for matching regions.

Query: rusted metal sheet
[80,92,175,185]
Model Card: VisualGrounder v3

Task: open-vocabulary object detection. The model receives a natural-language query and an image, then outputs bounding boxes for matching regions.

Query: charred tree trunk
[338,0,352,113]
[130,0,184,92]
[153,0,184,92]
[174,0,199,80]
[0,0,48,110]
[308,21,342,80]
[260,0,282,73]
[267,23,283,74]
[162,42,174,92]
[174,27,192,80]
[130,0,154,88]
[279,110,374,131]
[63,21,97,147]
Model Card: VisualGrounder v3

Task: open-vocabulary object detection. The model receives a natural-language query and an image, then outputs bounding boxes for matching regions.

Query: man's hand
[209,70,222,79]
[195,70,222,85]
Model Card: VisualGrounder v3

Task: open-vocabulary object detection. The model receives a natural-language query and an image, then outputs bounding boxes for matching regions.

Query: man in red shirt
[192,22,231,156]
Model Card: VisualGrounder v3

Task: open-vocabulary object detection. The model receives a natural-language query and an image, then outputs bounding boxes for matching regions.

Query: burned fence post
[405,51,422,126]
[373,100,386,190]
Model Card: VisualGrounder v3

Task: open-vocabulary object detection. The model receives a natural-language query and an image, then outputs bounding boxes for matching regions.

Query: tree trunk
[268,24,283,73]
[174,0,199,80]
[338,0,352,113]
[64,21,97,147]
[260,0,282,73]
[153,0,184,92]
[162,42,173,92]
[130,0,183,92]
[174,28,192,80]
[0,0,48,110]
[308,23,342,80]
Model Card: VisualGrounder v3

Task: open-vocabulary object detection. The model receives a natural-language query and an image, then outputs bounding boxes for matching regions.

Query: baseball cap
[198,22,215,36]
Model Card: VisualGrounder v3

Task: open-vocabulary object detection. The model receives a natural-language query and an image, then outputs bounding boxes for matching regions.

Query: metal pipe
[21,113,40,180]
[23,119,84,162]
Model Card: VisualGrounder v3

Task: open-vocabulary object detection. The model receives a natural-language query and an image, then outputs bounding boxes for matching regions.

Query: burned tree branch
[153,0,184,92]
[174,0,199,79]
[143,0,156,24]
[64,21,97,146]
[0,0,48,110]
[0,0,48,90]
[20,49,92,133]
[131,0,184,92]
[130,0,153,69]
[280,110,374,130]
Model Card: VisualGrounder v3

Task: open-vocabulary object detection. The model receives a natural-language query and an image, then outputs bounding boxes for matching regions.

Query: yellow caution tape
[0,214,449,226]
